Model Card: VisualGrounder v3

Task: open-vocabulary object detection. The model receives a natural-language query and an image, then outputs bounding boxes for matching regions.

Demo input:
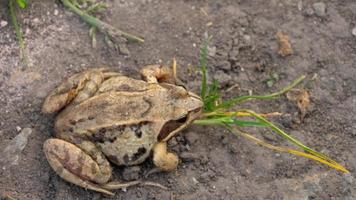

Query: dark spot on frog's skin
[69,119,76,125]
[91,163,97,175]
[78,118,86,123]
[99,128,107,134]
[88,116,95,120]
[118,84,133,91]
[117,84,148,92]
[91,129,106,143]
[141,98,153,117]
[69,127,74,133]
[132,147,147,161]
[53,144,59,152]
[123,154,130,164]
[107,155,120,165]
[131,121,149,138]
[63,147,71,164]
[132,125,143,138]
[115,125,125,133]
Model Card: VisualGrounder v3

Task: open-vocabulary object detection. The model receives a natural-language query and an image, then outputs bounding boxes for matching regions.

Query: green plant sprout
[60,0,144,54]
[193,37,349,174]
[9,0,28,66]
[8,0,143,62]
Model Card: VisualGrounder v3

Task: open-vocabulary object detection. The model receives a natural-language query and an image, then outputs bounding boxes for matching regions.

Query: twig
[60,0,144,43]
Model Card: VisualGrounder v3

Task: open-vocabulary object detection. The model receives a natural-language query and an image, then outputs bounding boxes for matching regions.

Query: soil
[1,0,356,199]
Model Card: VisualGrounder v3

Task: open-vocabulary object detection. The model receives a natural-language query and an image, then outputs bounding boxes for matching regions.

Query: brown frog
[42,65,203,195]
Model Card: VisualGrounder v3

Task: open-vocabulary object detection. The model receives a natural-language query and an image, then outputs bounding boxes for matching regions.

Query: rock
[280,113,293,128]
[122,166,141,181]
[213,70,232,86]
[352,27,356,37]
[228,49,239,62]
[0,128,32,170]
[207,45,216,57]
[16,126,22,132]
[32,18,40,26]
[221,136,229,145]
[180,152,199,162]
[297,0,303,11]
[304,7,314,16]
[54,9,59,16]
[168,137,178,146]
[184,131,199,145]
[199,170,215,183]
[0,20,8,28]
[342,174,356,200]
[216,60,232,71]
[313,2,326,17]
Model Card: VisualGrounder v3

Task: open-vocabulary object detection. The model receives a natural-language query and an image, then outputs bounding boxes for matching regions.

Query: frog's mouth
[158,108,202,141]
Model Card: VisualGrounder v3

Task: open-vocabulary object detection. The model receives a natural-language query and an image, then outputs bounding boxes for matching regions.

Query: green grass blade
[9,0,27,66]
[237,109,342,166]
[216,75,306,110]
[232,119,269,127]
[193,117,268,127]
[199,36,212,100]
[229,127,349,173]
[16,0,27,8]
[194,117,231,126]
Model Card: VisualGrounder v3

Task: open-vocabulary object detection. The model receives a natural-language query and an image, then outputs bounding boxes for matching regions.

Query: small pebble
[54,9,59,16]
[304,7,314,16]
[313,2,326,17]
[0,128,32,169]
[352,27,356,37]
[32,18,40,25]
[180,152,199,162]
[207,45,216,57]
[184,132,199,144]
[0,20,8,28]
[16,126,22,132]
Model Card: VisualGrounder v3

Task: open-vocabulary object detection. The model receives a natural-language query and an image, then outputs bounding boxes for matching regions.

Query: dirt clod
[122,166,141,181]
[313,2,327,17]
[276,31,293,57]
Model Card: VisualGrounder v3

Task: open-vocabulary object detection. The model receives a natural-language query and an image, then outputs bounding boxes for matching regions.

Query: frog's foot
[140,64,176,84]
[153,142,179,172]
[43,138,114,195]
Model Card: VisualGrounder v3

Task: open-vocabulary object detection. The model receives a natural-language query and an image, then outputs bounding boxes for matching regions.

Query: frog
[42,64,203,195]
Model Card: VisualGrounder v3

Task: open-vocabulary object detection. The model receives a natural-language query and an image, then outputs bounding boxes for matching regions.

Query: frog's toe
[43,139,113,195]
[153,142,179,172]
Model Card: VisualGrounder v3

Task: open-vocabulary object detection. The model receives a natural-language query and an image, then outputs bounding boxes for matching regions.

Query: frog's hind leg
[42,69,107,114]
[43,138,114,195]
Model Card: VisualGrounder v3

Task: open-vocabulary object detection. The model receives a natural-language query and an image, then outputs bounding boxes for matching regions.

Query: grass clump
[194,37,349,174]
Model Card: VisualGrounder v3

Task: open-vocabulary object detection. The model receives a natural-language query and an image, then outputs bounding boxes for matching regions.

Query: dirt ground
[0,0,356,199]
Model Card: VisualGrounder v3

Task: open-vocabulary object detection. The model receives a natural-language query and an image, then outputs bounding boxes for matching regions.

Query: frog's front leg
[140,64,176,84]
[152,142,179,172]
[43,138,115,195]
[42,68,120,114]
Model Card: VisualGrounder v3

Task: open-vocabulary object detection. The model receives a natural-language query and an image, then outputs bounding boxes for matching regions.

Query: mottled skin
[42,66,203,195]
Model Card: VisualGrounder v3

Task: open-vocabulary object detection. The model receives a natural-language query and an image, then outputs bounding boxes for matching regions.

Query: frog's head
[158,83,204,141]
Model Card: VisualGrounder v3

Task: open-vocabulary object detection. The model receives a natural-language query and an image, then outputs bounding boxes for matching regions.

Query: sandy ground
[0,0,356,199]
